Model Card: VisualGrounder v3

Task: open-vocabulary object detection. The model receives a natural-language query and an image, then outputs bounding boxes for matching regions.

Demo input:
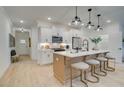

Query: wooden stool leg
[93,65,100,82]
[106,59,115,72]
[100,62,107,76]
[104,59,115,72]
[94,62,107,76]
[103,62,106,70]
[86,65,99,83]
[80,70,88,87]
[70,66,72,87]
[70,67,88,87]
[84,70,87,80]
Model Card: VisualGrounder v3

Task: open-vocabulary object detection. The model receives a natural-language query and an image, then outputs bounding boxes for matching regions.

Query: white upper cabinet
[52,26,63,37]
[40,28,52,43]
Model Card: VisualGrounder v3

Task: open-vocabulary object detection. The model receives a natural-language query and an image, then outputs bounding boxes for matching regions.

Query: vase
[93,44,99,50]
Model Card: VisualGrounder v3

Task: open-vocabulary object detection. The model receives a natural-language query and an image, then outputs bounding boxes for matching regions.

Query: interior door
[109,31,122,63]
[15,31,30,55]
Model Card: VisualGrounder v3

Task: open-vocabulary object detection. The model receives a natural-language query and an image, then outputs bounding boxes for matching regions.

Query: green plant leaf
[90,36,102,45]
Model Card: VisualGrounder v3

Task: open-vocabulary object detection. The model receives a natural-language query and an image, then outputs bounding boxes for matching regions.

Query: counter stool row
[70,53,115,87]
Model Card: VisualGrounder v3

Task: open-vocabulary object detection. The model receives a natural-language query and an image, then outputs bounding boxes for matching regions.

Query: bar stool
[85,59,100,83]
[105,54,115,71]
[96,54,115,72]
[95,56,107,76]
[70,62,89,87]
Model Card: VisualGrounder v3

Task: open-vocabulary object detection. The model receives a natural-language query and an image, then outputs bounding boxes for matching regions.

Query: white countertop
[54,49,109,58]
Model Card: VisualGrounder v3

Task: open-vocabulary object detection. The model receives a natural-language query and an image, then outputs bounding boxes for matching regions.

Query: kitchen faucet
[82,39,89,51]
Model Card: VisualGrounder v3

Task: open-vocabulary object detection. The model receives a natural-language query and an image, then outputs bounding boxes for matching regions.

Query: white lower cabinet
[37,49,53,65]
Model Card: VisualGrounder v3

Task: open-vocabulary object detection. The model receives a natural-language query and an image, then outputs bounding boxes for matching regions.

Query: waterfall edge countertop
[54,49,109,58]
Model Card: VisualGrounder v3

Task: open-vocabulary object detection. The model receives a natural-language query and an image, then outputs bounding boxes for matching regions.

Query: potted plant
[90,36,102,50]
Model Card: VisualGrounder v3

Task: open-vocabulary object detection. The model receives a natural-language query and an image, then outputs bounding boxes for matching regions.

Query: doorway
[15,31,30,59]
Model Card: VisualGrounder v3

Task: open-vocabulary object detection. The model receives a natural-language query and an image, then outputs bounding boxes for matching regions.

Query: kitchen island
[53,50,109,84]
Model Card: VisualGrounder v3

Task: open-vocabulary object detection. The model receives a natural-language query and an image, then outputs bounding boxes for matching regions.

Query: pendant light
[96,14,103,31]
[71,6,82,26]
[20,27,24,32]
[86,8,94,29]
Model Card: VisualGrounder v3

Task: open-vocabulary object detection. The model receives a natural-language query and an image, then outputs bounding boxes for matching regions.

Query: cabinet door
[37,51,46,64]
[42,51,51,64]
[63,31,68,43]
[49,50,53,63]
[38,50,53,64]
[40,29,46,43]
[46,28,52,43]
[38,27,42,43]
[52,27,63,37]
[41,28,52,43]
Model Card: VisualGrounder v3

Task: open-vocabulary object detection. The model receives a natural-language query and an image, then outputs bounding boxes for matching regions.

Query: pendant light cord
[97,14,101,26]
[98,16,99,25]
[88,8,92,22]
[89,10,91,22]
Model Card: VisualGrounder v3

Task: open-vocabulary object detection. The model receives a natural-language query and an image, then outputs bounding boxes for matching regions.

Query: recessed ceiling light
[106,20,111,23]
[48,17,52,20]
[20,20,24,23]
[68,23,71,26]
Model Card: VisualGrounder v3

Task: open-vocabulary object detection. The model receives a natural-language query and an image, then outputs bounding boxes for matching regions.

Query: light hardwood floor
[0,56,124,87]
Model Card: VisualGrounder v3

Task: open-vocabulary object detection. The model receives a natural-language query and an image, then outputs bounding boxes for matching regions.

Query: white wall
[105,23,122,63]
[121,25,124,40]
[120,25,124,39]
[123,41,124,61]
[31,26,38,60]
[120,25,124,62]
[120,25,124,61]
[81,27,109,50]
[0,7,12,78]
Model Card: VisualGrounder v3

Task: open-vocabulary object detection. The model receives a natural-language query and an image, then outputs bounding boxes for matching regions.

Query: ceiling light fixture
[96,14,103,31]
[106,20,111,23]
[71,6,82,26]
[86,8,94,29]
[68,23,71,26]
[18,27,24,32]
[48,17,52,20]
[20,20,24,23]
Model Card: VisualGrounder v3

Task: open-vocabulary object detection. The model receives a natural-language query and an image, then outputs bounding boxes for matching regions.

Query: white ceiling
[3,6,124,29]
